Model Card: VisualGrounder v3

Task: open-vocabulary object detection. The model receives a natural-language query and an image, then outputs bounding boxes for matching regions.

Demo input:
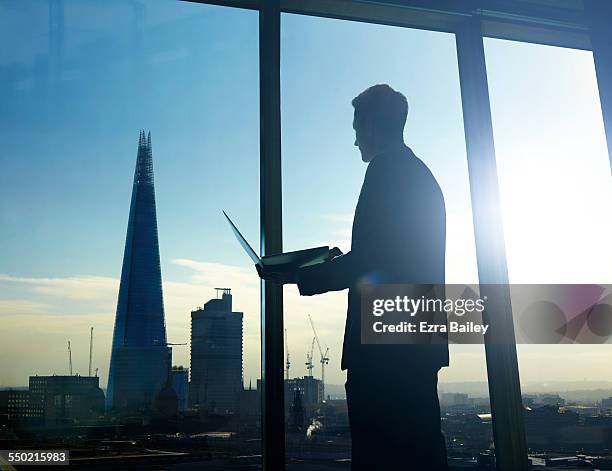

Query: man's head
[352,84,408,162]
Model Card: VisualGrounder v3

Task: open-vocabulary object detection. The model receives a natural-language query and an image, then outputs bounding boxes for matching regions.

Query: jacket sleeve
[295,160,402,296]
[295,251,360,296]
[295,218,400,296]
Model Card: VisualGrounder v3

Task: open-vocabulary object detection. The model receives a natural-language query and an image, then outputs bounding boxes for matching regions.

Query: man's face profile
[353,110,374,163]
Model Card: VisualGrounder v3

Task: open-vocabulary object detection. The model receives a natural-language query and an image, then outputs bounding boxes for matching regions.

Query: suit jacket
[296,145,449,372]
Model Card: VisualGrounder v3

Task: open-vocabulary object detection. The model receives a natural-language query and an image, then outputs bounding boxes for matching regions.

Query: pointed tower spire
[107,130,169,411]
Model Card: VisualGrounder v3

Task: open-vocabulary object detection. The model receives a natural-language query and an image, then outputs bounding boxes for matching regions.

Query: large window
[0,1,261,467]
[485,38,612,454]
[2,1,611,469]
[281,13,491,466]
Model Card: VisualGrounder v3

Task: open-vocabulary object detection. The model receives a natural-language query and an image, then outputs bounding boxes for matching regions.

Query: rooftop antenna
[88,327,94,377]
[95,367,99,377]
[214,287,231,298]
[68,340,73,376]
[285,328,291,381]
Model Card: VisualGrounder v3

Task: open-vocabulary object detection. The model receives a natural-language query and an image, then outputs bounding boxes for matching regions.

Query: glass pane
[485,38,612,456]
[0,1,260,467]
[281,14,491,468]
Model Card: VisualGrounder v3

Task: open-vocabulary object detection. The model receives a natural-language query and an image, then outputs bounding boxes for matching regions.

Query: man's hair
[352,84,408,138]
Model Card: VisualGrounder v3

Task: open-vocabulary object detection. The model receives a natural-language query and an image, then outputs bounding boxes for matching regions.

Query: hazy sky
[0,0,610,390]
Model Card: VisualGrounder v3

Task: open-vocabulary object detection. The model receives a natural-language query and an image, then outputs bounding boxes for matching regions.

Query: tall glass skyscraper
[189,289,243,414]
[107,131,171,411]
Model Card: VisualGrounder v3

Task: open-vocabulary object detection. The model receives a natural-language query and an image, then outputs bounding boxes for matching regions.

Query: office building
[171,366,189,412]
[0,390,40,427]
[285,376,324,412]
[190,288,243,414]
[440,392,470,407]
[107,131,171,411]
[28,375,104,426]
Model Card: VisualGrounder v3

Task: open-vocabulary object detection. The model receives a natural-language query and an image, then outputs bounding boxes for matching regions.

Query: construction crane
[88,327,94,377]
[284,328,291,380]
[305,337,315,377]
[308,314,330,400]
[67,340,73,376]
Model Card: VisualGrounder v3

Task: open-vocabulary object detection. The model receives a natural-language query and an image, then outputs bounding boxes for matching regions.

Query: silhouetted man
[259,84,449,470]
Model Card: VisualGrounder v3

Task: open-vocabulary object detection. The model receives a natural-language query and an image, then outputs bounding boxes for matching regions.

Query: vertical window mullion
[259,1,285,469]
[455,16,528,471]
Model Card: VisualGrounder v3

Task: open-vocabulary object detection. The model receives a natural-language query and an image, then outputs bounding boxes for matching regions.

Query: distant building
[320,399,349,429]
[523,405,579,449]
[29,375,104,426]
[563,405,599,416]
[440,392,470,407]
[171,366,189,412]
[558,417,612,450]
[523,393,565,407]
[601,397,612,411]
[107,131,171,412]
[0,390,40,427]
[154,382,178,418]
[190,289,243,414]
[539,393,565,406]
[237,381,260,426]
[442,413,494,452]
[284,376,323,415]
[289,387,305,432]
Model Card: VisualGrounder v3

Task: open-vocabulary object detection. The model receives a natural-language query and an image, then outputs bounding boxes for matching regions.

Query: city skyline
[1,1,611,392]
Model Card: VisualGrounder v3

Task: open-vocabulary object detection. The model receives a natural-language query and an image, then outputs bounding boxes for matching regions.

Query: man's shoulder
[368,146,411,177]
[370,147,440,189]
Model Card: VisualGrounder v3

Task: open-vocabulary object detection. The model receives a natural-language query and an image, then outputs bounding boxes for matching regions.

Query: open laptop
[223,210,330,271]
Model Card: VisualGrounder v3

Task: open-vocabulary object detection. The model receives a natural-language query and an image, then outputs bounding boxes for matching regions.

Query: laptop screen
[223,210,261,265]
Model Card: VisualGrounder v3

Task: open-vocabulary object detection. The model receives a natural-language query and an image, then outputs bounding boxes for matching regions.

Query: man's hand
[255,247,343,285]
[255,264,297,285]
[326,247,343,261]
